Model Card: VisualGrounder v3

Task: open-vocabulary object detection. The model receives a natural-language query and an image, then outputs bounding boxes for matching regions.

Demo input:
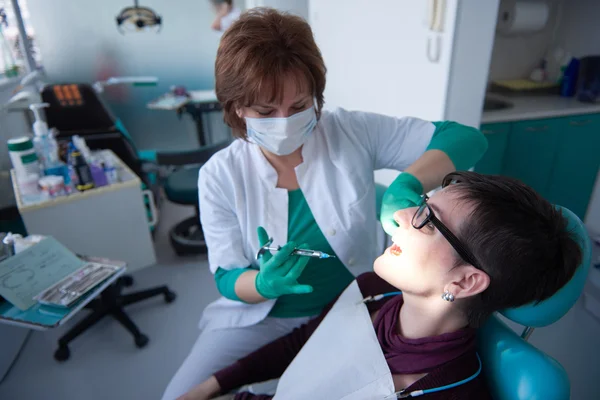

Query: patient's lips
[390,243,402,256]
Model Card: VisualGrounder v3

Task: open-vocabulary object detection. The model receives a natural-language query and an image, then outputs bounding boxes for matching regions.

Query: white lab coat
[197,108,435,331]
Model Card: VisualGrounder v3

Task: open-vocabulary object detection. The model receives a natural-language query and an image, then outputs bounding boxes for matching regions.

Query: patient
[178,172,582,400]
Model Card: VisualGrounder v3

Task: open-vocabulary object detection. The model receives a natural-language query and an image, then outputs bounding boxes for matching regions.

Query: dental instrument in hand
[358,292,402,304]
[256,238,336,260]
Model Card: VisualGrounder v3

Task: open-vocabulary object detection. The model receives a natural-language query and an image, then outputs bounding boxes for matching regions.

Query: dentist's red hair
[215,7,327,139]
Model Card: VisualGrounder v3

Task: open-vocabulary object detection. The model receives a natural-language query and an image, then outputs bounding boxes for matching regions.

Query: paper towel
[497,0,549,35]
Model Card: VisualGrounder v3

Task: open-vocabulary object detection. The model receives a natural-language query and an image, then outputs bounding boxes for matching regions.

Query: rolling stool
[159,140,231,256]
[164,167,205,255]
[54,274,177,361]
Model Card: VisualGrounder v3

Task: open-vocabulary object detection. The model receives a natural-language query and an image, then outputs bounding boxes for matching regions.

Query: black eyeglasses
[411,195,481,270]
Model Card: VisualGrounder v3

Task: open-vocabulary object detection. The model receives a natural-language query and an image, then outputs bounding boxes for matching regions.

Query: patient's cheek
[373,256,390,280]
[373,254,401,287]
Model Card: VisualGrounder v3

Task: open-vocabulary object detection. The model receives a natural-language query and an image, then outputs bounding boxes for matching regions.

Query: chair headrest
[499,206,592,327]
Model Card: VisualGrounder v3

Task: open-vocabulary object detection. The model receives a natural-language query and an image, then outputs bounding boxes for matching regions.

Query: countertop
[481,93,600,124]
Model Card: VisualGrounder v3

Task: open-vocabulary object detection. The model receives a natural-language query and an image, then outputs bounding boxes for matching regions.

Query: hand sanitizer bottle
[30,103,60,171]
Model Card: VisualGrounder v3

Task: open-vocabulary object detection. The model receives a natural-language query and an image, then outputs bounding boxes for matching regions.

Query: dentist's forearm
[235,270,268,303]
[405,121,488,192]
[404,150,456,193]
[426,121,488,171]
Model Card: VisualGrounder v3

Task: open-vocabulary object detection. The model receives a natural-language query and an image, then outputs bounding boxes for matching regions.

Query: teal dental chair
[477,206,592,400]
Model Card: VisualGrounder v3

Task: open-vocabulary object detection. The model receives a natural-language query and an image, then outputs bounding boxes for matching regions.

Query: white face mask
[245,106,317,156]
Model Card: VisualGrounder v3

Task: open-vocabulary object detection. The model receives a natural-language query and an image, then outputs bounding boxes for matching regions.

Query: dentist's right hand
[254,226,314,299]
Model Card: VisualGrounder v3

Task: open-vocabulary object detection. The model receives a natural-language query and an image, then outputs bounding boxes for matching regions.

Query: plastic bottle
[560,58,580,98]
[66,142,79,188]
[7,136,42,179]
[530,58,548,82]
[62,163,76,194]
[73,135,107,187]
[102,154,119,185]
[18,173,43,204]
[44,160,75,194]
[72,135,92,161]
[89,155,108,187]
[67,142,95,192]
[30,103,60,172]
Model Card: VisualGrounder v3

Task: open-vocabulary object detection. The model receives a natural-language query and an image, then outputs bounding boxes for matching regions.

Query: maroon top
[215,273,492,400]
[374,294,477,374]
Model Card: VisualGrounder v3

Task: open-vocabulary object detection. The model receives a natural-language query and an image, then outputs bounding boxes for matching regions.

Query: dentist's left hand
[380,172,423,236]
[254,226,313,299]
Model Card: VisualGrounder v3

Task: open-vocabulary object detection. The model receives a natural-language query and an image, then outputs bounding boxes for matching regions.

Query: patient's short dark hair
[442,171,582,327]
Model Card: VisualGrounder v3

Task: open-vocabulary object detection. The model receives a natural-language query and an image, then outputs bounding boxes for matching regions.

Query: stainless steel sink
[483,97,513,111]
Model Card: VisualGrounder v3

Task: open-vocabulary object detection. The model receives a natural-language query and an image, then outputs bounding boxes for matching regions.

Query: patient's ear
[236,108,243,119]
[447,266,490,300]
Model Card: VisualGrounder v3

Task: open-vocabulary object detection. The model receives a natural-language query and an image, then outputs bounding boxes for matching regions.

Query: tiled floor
[0,201,219,400]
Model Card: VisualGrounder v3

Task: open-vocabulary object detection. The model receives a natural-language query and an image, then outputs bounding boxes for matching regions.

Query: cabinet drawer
[476,123,510,175]
[480,123,510,136]
[565,113,600,127]
[502,118,564,198]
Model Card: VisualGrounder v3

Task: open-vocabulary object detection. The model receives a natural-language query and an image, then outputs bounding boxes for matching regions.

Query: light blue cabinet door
[502,118,564,199]
[476,123,510,175]
[546,114,600,219]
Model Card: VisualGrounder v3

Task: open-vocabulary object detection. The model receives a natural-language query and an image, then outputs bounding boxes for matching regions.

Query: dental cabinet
[476,113,600,221]
[11,150,157,272]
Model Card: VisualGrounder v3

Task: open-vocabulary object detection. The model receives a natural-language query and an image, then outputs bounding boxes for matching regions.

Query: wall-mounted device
[425,0,446,63]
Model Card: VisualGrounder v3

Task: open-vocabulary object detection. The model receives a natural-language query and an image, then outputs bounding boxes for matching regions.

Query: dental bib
[273,280,395,399]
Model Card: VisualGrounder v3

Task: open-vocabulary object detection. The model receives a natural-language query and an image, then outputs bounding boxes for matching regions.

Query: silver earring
[442,291,455,302]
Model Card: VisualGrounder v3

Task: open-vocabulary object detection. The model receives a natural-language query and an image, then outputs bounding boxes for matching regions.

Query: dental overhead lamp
[115,0,162,34]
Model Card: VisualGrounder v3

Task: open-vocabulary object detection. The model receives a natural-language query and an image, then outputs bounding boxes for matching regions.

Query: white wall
[557,0,600,58]
[488,0,563,81]
[489,0,600,80]
[308,0,460,187]
[26,0,230,151]
[445,0,498,126]
[0,79,32,169]
[247,0,308,19]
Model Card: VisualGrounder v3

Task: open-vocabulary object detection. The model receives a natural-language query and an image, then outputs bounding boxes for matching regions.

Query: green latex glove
[255,226,313,299]
[427,121,488,171]
[380,172,423,236]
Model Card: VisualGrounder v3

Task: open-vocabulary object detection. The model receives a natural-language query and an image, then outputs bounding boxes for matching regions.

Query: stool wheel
[169,217,207,255]
[135,334,149,348]
[54,346,70,362]
[164,290,177,303]
[121,276,134,287]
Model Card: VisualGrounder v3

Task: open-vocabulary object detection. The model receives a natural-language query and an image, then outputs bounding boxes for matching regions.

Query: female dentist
[162,8,488,400]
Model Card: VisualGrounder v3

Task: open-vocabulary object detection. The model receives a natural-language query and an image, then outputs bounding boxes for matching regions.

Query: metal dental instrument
[255,238,336,260]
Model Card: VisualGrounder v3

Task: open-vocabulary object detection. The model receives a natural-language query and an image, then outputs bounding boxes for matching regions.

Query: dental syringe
[263,246,337,259]
[256,238,337,260]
